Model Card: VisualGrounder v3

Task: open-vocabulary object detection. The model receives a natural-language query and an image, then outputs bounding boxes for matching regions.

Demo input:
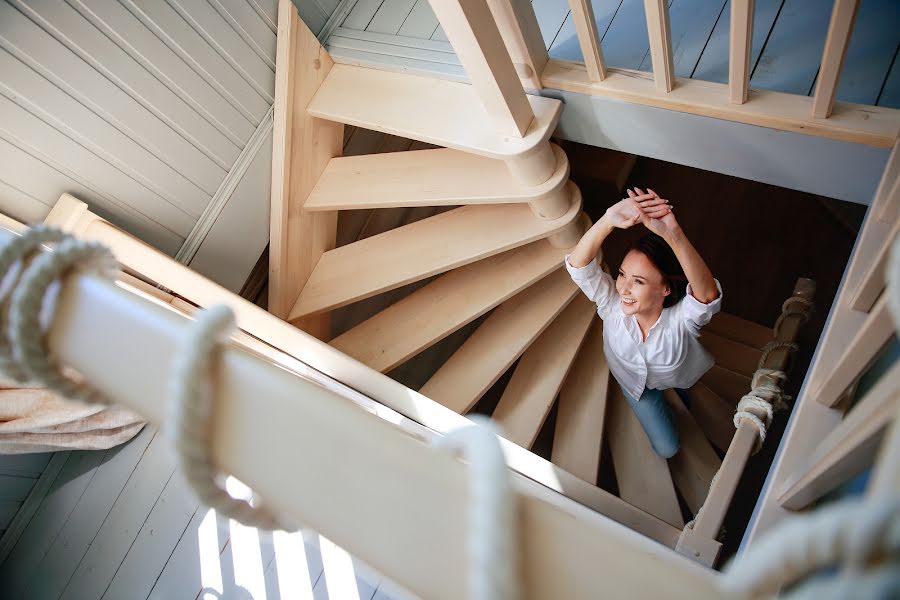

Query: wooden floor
[331,0,900,108]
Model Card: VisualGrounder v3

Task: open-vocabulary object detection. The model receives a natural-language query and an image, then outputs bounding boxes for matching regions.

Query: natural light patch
[320,535,361,600]
[230,519,267,600]
[225,475,254,501]
[198,508,223,598]
[273,530,315,600]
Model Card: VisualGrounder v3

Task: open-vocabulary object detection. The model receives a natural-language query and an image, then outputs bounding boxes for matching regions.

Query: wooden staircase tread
[288,196,581,320]
[664,390,723,515]
[607,382,685,528]
[308,64,562,160]
[706,312,773,349]
[699,331,763,378]
[329,240,567,372]
[493,295,596,449]
[686,381,735,453]
[420,268,578,414]
[701,364,752,404]
[551,319,610,485]
[306,144,570,211]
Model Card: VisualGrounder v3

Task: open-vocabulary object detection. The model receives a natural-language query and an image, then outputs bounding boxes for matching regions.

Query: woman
[565,188,721,458]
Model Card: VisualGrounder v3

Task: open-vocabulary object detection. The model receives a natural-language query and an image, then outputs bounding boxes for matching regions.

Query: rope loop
[5,232,117,406]
[734,369,788,452]
[773,295,814,338]
[758,340,800,371]
[168,304,294,532]
[435,416,519,600]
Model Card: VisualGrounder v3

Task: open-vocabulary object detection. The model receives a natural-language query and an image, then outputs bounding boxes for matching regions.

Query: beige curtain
[0,376,144,454]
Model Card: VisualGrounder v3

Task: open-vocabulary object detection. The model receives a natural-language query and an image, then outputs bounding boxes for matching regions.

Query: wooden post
[269,0,343,340]
[643,0,675,93]
[485,0,549,90]
[811,0,860,119]
[729,0,754,104]
[428,0,535,137]
[568,0,607,82]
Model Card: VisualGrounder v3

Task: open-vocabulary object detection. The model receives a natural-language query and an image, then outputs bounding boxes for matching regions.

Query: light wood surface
[705,311,773,350]
[421,268,578,414]
[664,390,722,515]
[493,295,595,448]
[876,141,900,224]
[289,197,580,320]
[686,381,735,454]
[305,144,569,210]
[778,360,900,509]
[15,217,686,551]
[552,319,610,485]
[268,1,342,339]
[674,526,722,568]
[607,382,684,528]
[541,60,900,147]
[307,63,563,158]
[643,0,675,93]
[849,215,899,312]
[814,294,892,408]
[567,0,607,82]
[428,0,535,137]
[20,230,720,600]
[700,331,763,378]
[485,0,549,90]
[812,0,860,119]
[729,0,753,104]
[329,239,566,372]
[701,364,752,404]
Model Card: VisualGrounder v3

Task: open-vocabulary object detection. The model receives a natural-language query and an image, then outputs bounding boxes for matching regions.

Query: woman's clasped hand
[605,187,675,234]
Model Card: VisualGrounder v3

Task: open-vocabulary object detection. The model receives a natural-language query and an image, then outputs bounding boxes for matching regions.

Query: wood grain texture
[811,0,860,118]
[664,390,722,515]
[643,0,675,92]
[687,381,735,453]
[493,294,596,448]
[705,311,773,349]
[700,331,763,378]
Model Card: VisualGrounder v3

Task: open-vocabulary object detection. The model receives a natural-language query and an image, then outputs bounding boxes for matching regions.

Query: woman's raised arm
[568,192,665,267]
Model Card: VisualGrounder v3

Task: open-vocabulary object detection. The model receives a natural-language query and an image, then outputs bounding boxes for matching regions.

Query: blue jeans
[622,388,682,459]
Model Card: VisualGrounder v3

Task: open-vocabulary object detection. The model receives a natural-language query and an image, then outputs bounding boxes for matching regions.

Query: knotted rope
[773,295,814,338]
[734,369,790,451]
[435,415,519,600]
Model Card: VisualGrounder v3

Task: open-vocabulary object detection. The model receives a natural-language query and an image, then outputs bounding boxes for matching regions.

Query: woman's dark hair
[628,234,687,308]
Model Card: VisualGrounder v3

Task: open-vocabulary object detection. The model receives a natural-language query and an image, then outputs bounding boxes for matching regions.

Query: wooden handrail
[812,0,860,119]
[567,0,607,82]
[729,0,754,104]
[486,0,549,90]
[643,0,675,93]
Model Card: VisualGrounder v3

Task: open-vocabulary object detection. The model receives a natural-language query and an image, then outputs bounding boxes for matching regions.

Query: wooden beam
[485,0,549,90]
[607,382,684,528]
[11,228,721,600]
[288,198,580,320]
[493,295,595,448]
[541,60,900,148]
[876,141,900,224]
[848,216,900,312]
[552,319,610,484]
[665,390,723,516]
[269,0,343,340]
[729,0,753,104]
[643,0,675,93]
[811,0,860,119]
[778,361,900,509]
[330,240,566,372]
[567,0,607,82]
[687,381,735,454]
[428,0,535,137]
[421,269,578,414]
[700,332,763,379]
[814,294,893,408]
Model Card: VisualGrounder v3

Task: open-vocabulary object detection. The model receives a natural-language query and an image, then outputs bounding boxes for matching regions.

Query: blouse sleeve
[565,254,617,319]
[677,278,723,337]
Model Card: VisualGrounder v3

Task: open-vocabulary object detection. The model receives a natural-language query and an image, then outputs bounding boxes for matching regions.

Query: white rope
[773,295,814,338]
[6,232,118,405]
[720,497,900,597]
[758,340,800,371]
[435,416,519,600]
[734,369,788,452]
[168,304,294,531]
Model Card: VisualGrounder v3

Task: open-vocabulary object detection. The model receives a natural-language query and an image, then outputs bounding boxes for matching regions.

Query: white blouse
[565,255,723,401]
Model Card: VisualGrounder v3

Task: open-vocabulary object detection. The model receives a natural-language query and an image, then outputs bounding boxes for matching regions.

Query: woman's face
[616,250,671,317]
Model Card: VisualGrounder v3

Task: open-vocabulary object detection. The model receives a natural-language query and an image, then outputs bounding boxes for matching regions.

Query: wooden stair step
[706,312,773,350]
[686,382,735,454]
[551,319,610,485]
[493,295,596,449]
[701,364,752,404]
[330,239,567,372]
[606,382,684,528]
[664,390,723,515]
[307,64,562,160]
[306,144,569,211]
[289,196,581,320]
[699,331,763,378]
[420,268,578,414]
